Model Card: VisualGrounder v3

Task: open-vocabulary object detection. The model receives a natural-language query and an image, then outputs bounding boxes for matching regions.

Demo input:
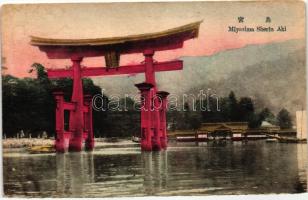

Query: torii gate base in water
[31,21,201,152]
[53,91,94,152]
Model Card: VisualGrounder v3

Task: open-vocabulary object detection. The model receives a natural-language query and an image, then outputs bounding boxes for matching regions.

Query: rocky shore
[2,138,54,148]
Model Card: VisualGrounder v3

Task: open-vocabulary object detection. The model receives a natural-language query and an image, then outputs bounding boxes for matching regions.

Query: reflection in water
[142,151,168,195]
[56,152,95,197]
[3,142,308,197]
[142,152,153,194]
[296,144,308,192]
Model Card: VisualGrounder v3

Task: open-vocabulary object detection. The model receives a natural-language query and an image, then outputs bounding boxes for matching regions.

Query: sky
[1,1,305,77]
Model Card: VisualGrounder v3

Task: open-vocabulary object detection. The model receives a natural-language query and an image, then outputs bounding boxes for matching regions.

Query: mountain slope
[92,39,306,117]
[187,48,306,117]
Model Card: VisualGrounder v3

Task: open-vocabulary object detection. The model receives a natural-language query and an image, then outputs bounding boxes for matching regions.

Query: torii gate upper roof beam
[30,21,202,59]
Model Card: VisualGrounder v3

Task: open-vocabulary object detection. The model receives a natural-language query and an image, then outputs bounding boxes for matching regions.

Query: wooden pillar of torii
[135,50,170,151]
[31,21,201,152]
[52,90,93,152]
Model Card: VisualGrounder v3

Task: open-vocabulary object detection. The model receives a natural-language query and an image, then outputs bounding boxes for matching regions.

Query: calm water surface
[3,141,308,197]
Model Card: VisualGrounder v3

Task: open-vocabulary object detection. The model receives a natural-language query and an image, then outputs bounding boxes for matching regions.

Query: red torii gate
[31,21,201,152]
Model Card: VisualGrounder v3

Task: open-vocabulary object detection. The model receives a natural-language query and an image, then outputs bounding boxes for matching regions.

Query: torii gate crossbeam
[47,60,183,78]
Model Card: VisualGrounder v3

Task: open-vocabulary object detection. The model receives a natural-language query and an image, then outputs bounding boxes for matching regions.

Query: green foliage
[96,110,140,138]
[248,113,262,128]
[227,91,239,121]
[30,63,49,83]
[93,96,140,138]
[168,91,292,130]
[259,108,277,125]
[2,63,138,138]
[238,97,254,122]
[277,108,293,129]
[2,74,55,137]
[189,111,202,130]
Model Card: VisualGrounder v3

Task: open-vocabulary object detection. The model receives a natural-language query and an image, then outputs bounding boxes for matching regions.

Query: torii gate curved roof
[30,21,202,59]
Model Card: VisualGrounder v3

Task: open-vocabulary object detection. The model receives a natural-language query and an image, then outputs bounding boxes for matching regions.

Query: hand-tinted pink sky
[1,1,305,77]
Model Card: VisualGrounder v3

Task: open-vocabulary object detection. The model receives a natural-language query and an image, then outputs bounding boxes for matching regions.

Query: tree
[198,97,229,123]
[248,113,262,128]
[227,91,239,121]
[188,111,202,130]
[259,108,277,125]
[30,63,49,83]
[277,108,293,129]
[2,74,55,137]
[238,97,254,122]
[3,63,108,138]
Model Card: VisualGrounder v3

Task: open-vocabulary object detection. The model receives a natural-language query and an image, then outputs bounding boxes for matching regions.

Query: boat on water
[278,137,307,143]
[28,145,55,154]
[266,138,278,143]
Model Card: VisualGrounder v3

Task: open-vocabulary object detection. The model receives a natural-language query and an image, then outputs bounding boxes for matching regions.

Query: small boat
[266,138,278,143]
[278,137,307,143]
[28,145,55,154]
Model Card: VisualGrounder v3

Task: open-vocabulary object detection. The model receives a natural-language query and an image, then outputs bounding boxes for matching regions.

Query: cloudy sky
[1,1,305,77]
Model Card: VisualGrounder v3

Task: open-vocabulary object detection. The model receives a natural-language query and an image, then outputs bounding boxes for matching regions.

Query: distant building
[247,121,296,139]
[296,110,307,139]
[174,119,300,142]
[259,121,280,137]
[172,122,249,142]
[197,122,248,140]
[260,121,280,132]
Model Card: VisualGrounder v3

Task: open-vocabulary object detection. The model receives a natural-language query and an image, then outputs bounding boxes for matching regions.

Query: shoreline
[2,138,137,149]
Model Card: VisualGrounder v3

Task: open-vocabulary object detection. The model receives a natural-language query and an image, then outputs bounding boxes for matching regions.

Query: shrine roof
[30,21,202,47]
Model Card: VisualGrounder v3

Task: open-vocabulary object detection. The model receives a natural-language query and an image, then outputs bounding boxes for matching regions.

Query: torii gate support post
[157,91,169,150]
[69,57,85,151]
[53,91,68,152]
[135,83,154,151]
[144,50,162,151]
[84,94,94,151]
